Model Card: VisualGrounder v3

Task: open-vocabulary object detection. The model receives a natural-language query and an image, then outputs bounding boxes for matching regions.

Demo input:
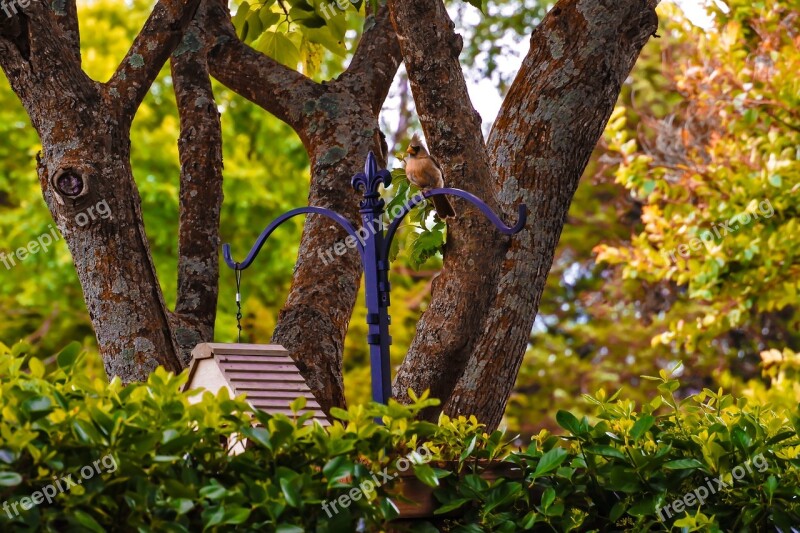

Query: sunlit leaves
[231,0,357,73]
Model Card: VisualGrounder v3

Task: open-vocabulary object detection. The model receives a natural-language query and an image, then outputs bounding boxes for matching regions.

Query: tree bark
[386,0,658,426]
[169,1,225,363]
[444,0,660,429]
[206,4,401,413]
[0,0,200,382]
[386,0,509,419]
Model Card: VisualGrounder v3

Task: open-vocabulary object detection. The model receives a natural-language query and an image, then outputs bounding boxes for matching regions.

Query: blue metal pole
[351,153,393,404]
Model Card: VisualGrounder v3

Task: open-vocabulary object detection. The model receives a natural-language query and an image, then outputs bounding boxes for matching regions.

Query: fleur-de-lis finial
[351,152,392,212]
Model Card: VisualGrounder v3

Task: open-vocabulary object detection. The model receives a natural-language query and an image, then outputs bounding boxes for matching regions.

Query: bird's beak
[406,146,414,155]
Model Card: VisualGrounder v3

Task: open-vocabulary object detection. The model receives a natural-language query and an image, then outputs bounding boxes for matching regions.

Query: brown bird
[405,133,456,219]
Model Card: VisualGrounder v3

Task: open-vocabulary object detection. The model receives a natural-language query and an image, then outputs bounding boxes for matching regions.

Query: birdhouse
[184,343,329,427]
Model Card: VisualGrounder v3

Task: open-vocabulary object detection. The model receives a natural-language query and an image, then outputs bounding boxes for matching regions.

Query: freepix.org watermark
[319,0,350,20]
[1,0,31,18]
[321,443,432,518]
[317,195,423,266]
[656,453,769,522]
[1,199,111,270]
[2,454,118,519]
[662,199,774,264]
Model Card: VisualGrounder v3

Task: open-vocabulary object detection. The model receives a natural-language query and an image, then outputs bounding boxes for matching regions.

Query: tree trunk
[170,2,225,362]
[446,0,660,429]
[386,0,509,419]
[0,0,201,381]
[387,0,659,427]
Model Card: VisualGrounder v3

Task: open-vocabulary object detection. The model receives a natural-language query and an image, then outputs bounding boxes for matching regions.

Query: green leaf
[56,342,82,369]
[459,435,478,462]
[222,506,251,525]
[540,487,555,510]
[23,395,52,414]
[258,8,280,30]
[628,497,655,517]
[329,407,350,421]
[629,415,655,442]
[532,448,568,478]
[28,356,45,378]
[408,227,445,270]
[306,26,347,57]
[242,426,271,449]
[280,475,302,507]
[555,410,584,436]
[609,501,626,522]
[322,456,353,487]
[412,463,439,487]
[200,482,228,500]
[232,2,251,39]
[72,510,106,533]
[585,445,628,462]
[256,31,301,68]
[243,11,264,43]
[663,458,705,470]
[433,497,471,515]
[290,396,307,413]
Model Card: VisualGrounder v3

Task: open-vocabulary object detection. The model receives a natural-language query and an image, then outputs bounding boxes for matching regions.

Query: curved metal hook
[223,206,362,270]
[382,188,527,259]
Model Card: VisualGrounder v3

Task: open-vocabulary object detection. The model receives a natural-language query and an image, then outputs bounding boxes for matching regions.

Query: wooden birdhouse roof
[185,343,329,426]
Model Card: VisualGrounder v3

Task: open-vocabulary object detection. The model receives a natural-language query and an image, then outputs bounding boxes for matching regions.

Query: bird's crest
[410,132,423,147]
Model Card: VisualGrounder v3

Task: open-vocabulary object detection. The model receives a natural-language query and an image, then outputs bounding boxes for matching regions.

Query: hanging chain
[235,268,243,343]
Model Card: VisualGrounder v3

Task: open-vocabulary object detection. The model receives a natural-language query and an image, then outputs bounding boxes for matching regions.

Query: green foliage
[596,0,800,355]
[230,0,366,77]
[0,341,442,531]
[2,341,799,531]
[506,0,800,436]
[383,165,448,271]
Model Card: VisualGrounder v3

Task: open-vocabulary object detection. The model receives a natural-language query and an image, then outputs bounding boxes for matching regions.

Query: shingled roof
[185,343,329,426]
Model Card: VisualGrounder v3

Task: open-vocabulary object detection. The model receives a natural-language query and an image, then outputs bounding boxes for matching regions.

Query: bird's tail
[432,195,456,219]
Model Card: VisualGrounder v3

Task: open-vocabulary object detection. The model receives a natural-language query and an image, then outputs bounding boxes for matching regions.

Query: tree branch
[445,0,660,429]
[0,4,94,135]
[52,0,81,61]
[169,1,224,364]
[387,0,508,418]
[106,0,201,126]
[204,0,322,132]
[339,6,402,115]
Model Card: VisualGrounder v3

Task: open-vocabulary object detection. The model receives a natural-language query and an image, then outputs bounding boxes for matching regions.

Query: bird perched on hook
[404,133,456,220]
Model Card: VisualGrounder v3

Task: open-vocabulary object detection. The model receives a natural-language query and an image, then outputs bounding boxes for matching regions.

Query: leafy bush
[1,343,798,531]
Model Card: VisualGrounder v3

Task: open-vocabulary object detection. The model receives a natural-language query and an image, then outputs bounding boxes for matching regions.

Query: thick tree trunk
[387,0,510,419]
[0,0,200,382]
[387,0,659,426]
[445,0,660,429]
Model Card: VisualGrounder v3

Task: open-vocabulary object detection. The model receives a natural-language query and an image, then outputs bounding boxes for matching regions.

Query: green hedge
[1,342,799,531]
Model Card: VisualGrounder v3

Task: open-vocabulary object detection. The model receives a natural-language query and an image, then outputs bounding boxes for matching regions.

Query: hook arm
[223,207,362,271]
[382,188,527,259]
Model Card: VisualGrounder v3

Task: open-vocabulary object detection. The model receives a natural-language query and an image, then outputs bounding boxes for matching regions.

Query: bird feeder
[216,151,526,407]
[184,342,329,427]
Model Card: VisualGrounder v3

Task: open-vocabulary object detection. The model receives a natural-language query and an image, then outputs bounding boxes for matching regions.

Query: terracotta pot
[390,460,524,520]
